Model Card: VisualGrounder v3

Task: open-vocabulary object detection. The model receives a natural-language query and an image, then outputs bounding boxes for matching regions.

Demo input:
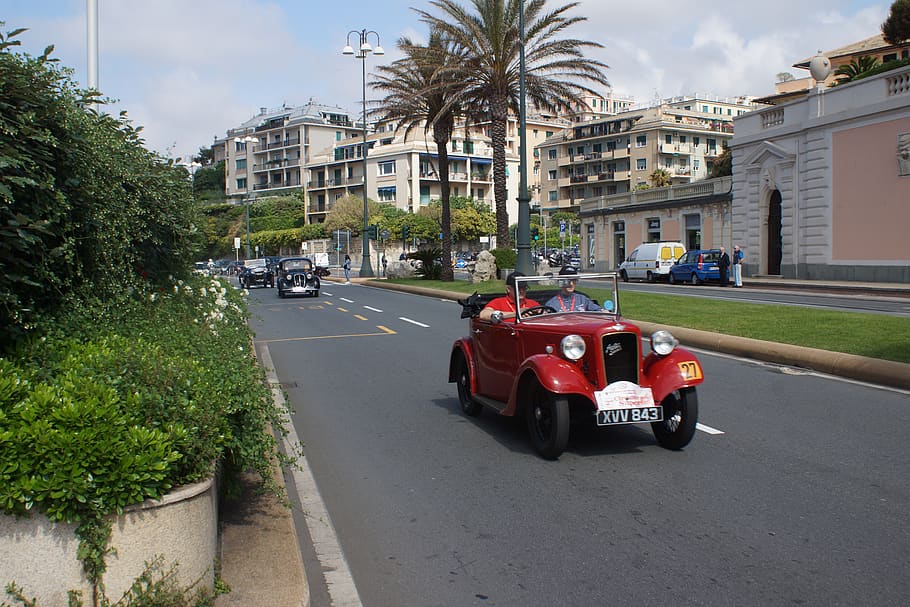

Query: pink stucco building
[731,66,910,282]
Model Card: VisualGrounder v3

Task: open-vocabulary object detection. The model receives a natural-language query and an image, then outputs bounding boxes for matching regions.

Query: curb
[360,280,910,391]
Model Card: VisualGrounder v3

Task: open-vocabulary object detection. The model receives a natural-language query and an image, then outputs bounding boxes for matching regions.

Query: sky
[3,0,892,161]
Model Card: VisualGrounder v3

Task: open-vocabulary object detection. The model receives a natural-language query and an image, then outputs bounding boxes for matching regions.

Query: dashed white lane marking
[696,423,724,435]
[363,306,383,312]
[259,346,363,607]
[399,316,430,328]
[339,297,355,303]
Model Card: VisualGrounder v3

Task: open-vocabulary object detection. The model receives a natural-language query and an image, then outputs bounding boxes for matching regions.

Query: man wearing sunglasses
[479,271,541,321]
[545,266,602,312]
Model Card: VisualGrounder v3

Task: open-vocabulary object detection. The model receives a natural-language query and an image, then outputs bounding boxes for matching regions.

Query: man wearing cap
[479,271,541,321]
[546,266,602,312]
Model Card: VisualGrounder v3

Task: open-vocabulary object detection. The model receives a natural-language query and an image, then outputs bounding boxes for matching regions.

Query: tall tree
[882,0,910,45]
[649,168,672,188]
[416,0,609,248]
[371,31,462,280]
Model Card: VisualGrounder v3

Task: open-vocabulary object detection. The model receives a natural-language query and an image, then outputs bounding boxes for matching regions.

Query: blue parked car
[668,249,721,285]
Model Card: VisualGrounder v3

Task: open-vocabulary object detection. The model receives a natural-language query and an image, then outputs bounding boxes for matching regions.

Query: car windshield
[282,259,312,271]
[245,259,266,268]
[512,272,620,321]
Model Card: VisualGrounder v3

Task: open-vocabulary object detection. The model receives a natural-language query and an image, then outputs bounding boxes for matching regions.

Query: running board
[473,394,507,414]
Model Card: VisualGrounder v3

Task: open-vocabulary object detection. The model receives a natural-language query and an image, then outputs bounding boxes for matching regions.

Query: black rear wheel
[652,388,698,450]
[526,383,569,460]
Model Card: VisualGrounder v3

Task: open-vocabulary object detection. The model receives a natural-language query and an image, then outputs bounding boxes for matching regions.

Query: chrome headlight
[650,330,677,356]
[284,274,292,281]
[560,334,586,361]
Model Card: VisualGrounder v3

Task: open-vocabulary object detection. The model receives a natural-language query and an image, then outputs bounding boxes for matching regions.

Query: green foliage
[710,145,732,178]
[648,168,672,188]
[832,55,881,85]
[409,247,444,280]
[490,247,517,272]
[882,0,910,45]
[0,26,198,346]
[842,56,910,82]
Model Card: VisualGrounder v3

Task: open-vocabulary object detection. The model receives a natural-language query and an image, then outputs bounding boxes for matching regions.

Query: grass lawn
[376,278,910,364]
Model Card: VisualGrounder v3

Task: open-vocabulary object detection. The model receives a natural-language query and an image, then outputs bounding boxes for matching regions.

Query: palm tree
[370,32,462,280]
[833,55,880,85]
[649,168,672,188]
[416,0,609,248]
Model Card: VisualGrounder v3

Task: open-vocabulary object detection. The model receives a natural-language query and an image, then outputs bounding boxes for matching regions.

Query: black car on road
[276,257,321,298]
[238,258,274,289]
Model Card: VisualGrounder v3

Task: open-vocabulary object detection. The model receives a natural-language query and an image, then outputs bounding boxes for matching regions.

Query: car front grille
[601,332,639,384]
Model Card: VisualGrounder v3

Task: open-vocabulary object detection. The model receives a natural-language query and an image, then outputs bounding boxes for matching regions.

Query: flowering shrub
[1,274,290,526]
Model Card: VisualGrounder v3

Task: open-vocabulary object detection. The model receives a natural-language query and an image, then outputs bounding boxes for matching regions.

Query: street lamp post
[234,135,258,258]
[515,0,533,274]
[188,161,201,200]
[343,29,384,278]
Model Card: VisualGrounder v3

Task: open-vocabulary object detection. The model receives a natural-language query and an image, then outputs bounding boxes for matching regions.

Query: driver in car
[479,271,541,321]
[545,266,602,312]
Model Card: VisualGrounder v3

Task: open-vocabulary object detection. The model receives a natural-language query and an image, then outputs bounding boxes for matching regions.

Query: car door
[472,319,523,403]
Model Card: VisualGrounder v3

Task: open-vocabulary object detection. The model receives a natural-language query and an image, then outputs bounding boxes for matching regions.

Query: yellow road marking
[354,314,368,320]
[337,307,349,312]
[377,325,395,334]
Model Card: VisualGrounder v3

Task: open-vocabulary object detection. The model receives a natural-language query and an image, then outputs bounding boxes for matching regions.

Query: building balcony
[660,143,692,155]
[266,138,301,150]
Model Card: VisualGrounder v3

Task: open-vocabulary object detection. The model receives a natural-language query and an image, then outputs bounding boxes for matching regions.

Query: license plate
[596,407,662,426]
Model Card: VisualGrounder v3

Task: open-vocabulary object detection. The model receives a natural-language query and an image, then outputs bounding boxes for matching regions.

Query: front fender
[503,354,594,416]
[449,338,474,384]
[643,347,705,404]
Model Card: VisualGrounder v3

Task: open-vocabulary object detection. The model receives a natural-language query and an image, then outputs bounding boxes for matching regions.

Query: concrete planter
[0,477,217,606]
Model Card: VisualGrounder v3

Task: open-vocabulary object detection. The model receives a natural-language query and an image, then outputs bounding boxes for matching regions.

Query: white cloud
[3,0,893,158]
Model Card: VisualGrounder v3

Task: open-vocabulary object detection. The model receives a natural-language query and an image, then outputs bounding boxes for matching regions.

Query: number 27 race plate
[593,381,662,426]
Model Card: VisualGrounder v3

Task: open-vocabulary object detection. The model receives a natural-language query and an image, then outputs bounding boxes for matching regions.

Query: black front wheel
[526,383,570,460]
[454,353,482,416]
[651,388,698,450]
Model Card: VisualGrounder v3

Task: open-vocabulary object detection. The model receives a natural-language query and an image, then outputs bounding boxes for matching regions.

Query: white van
[618,241,686,282]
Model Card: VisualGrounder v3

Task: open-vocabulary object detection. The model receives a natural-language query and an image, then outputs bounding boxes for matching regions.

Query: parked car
[668,249,721,285]
[449,272,703,459]
[238,258,274,289]
[192,261,210,276]
[618,241,686,282]
[275,257,321,298]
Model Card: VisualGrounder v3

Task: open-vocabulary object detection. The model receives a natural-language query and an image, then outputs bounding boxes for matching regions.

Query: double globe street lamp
[343,29,384,278]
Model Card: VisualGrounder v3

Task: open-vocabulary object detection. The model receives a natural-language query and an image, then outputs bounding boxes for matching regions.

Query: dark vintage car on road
[449,273,704,459]
[238,258,274,289]
[276,257,321,298]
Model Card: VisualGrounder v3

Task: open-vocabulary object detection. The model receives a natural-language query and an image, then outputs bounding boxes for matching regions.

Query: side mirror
[490,310,504,324]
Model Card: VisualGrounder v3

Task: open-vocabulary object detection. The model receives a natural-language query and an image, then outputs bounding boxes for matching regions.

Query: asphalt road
[247,283,910,607]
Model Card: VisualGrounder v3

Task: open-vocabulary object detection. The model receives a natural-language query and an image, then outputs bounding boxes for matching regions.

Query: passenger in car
[479,272,540,321]
[545,266,602,312]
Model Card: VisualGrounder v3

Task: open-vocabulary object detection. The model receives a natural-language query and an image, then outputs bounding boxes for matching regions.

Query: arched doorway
[767,190,782,275]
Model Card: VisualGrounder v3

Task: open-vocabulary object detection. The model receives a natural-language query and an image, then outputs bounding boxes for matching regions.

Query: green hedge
[0,275,285,525]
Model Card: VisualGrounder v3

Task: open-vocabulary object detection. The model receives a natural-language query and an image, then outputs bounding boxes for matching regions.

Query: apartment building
[537,99,749,212]
[215,101,363,202]
[549,90,637,123]
[302,112,568,224]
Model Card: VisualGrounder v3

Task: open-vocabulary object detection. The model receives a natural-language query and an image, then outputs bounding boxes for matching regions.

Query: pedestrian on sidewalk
[343,254,351,284]
[732,245,744,287]
[718,246,731,287]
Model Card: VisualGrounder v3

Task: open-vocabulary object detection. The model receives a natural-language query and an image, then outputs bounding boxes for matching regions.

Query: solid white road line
[399,316,430,328]
[259,346,363,607]
[363,306,383,312]
[340,297,355,303]
[696,423,724,435]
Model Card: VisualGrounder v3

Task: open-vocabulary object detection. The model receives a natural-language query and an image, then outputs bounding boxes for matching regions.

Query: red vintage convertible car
[449,272,704,459]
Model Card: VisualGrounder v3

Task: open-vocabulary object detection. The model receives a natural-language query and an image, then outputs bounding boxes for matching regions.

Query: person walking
[343,254,351,284]
[718,246,731,287]
[732,245,744,287]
